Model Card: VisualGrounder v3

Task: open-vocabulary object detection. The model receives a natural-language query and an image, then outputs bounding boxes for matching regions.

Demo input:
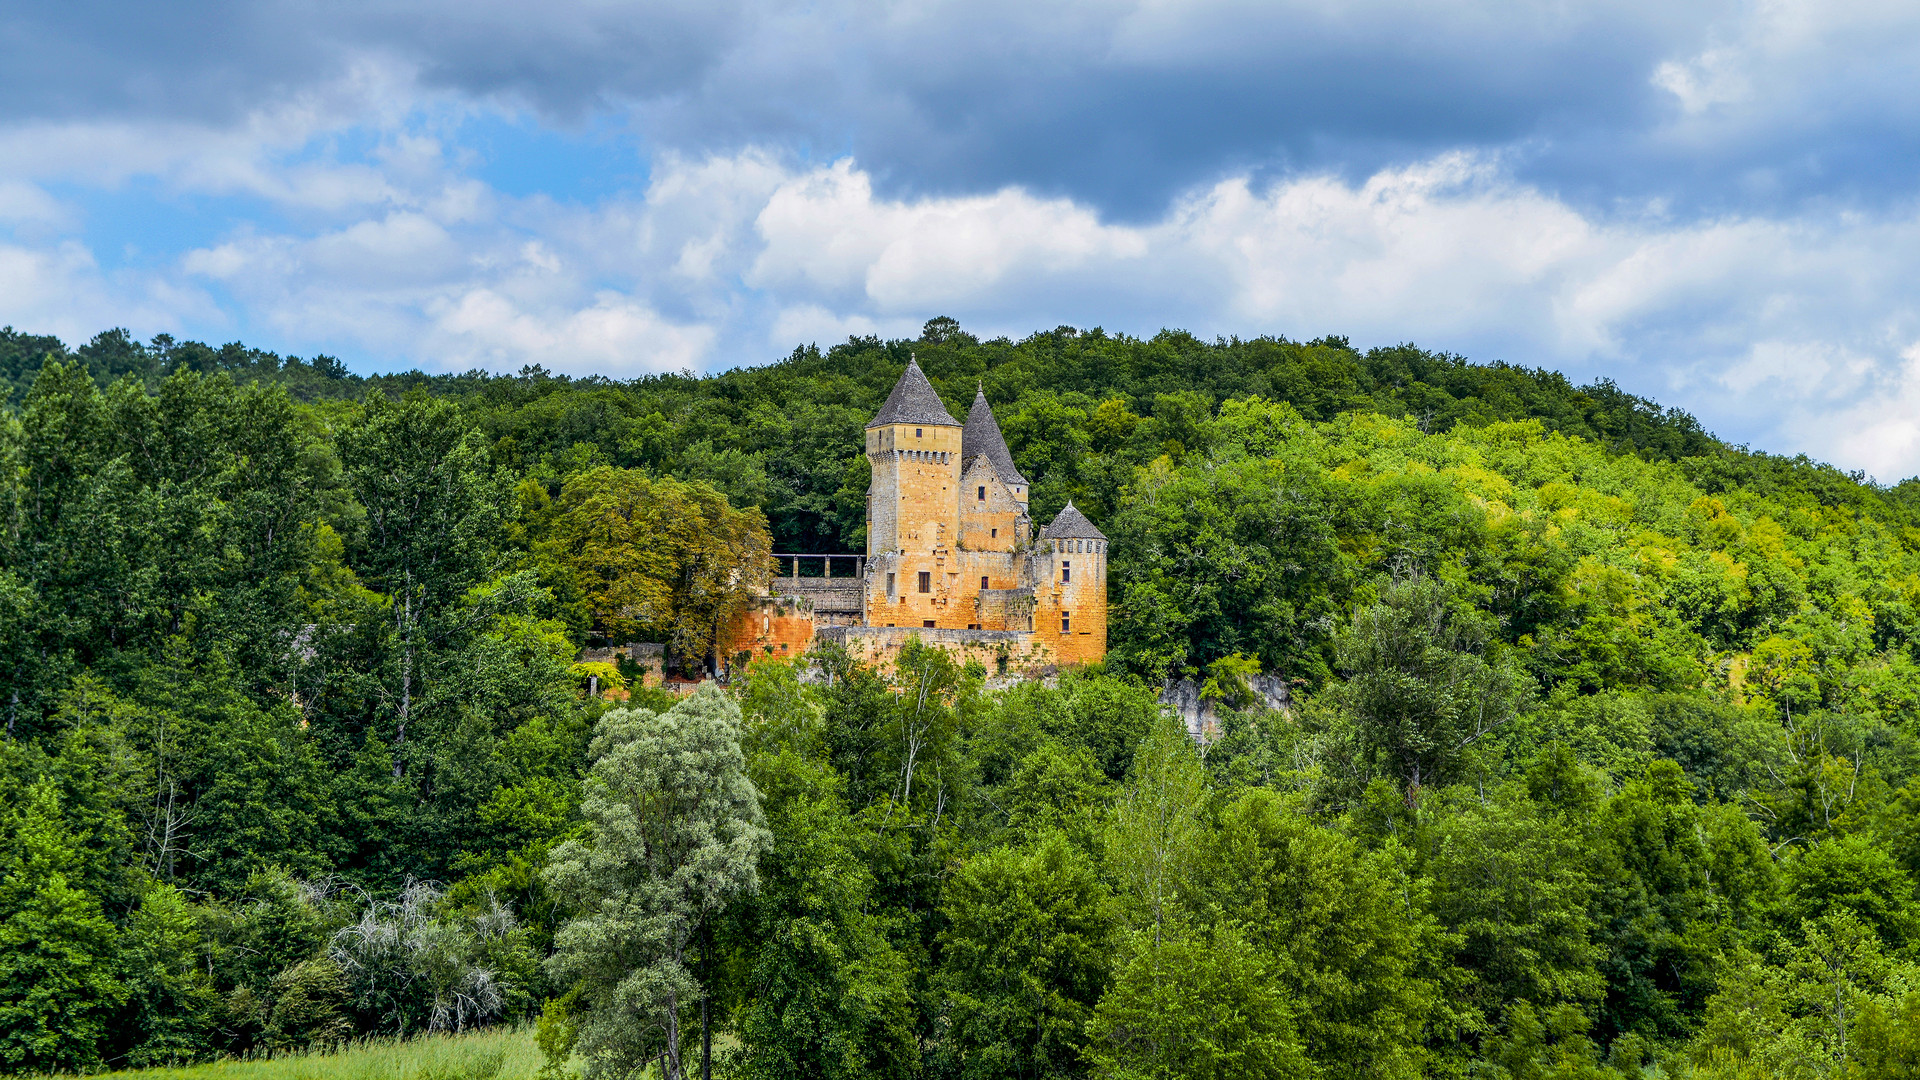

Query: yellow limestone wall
[958,458,1029,552]
[720,596,817,670]
[1029,538,1109,665]
[865,421,961,557]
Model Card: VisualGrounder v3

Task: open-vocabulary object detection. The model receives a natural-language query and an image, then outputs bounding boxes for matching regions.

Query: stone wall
[973,587,1035,632]
[771,576,864,622]
[958,457,1029,552]
[576,642,667,693]
[719,595,816,674]
[815,625,1056,675]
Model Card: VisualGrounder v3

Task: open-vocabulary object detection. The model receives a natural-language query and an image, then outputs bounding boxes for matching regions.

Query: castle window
[1061,561,1071,583]
[918,571,931,593]
[981,575,989,589]
[991,528,997,538]
[1062,611,1071,633]
[887,573,896,595]
[978,485,986,500]
[915,428,923,438]
[924,620,936,628]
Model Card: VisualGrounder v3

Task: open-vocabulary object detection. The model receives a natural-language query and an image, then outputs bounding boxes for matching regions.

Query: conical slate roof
[961,388,1028,485]
[867,357,959,428]
[1041,500,1106,540]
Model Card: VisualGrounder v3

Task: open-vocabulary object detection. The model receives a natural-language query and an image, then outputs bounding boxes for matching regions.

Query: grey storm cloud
[13,0,1905,219]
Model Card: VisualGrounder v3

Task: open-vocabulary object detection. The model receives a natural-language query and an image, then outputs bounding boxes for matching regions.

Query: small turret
[1035,500,1107,663]
[1041,500,1106,544]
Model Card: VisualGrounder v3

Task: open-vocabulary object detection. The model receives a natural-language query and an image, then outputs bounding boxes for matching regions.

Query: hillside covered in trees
[6,318,1920,1078]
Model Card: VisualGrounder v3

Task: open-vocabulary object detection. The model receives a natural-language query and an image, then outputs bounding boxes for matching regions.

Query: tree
[1328,574,1531,796]
[116,882,219,1067]
[534,467,771,669]
[934,833,1114,1079]
[1186,790,1434,1079]
[335,391,508,760]
[329,881,531,1035]
[1085,920,1314,1080]
[1421,789,1603,1051]
[0,777,127,1073]
[727,679,916,1080]
[1107,714,1206,940]
[544,687,771,1080]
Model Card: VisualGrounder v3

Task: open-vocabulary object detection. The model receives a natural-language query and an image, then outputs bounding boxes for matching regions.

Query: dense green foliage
[6,317,1920,1077]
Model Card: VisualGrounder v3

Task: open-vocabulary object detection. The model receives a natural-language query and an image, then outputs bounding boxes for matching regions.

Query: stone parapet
[815,625,1055,675]
[772,577,864,614]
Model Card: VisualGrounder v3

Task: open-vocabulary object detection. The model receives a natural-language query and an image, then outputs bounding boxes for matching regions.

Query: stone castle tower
[859,358,1108,664]
[725,357,1108,671]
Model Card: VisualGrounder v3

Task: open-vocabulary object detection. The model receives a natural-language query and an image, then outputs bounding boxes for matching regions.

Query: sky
[4,1,1920,477]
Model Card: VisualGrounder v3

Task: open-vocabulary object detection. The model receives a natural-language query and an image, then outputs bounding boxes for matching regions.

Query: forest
[5,316,1920,1079]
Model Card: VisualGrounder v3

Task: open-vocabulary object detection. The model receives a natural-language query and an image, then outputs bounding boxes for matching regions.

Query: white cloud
[749,159,1148,310]
[8,111,1920,476]
[427,289,714,374]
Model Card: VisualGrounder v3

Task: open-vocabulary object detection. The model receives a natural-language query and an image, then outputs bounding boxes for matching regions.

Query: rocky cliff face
[1158,675,1293,740]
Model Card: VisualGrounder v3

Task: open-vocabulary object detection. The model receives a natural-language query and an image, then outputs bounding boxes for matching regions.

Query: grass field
[84,1026,550,1080]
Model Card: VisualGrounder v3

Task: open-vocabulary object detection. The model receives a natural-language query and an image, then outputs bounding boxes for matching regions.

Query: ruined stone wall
[771,576,864,623]
[719,595,816,672]
[575,642,667,697]
[973,587,1035,632]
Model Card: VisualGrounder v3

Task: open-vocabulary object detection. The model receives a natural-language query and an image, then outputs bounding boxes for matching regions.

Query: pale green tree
[544,686,771,1080]
[1107,714,1207,939]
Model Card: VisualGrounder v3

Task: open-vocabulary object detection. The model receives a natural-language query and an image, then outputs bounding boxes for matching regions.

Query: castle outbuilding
[723,357,1108,672]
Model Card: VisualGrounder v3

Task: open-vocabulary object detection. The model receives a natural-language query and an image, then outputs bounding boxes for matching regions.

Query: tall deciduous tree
[729,662,916,1080]
[1085,920,1314,1080]
[336,391,507,760]
[0,776,127,1073]
[544,686,770,1080]
[1329,574,1532,796]
[534,466,771,669]
[1107,714,1205,939]
[934,833,1114,1079]
[1186,789,1436,1080]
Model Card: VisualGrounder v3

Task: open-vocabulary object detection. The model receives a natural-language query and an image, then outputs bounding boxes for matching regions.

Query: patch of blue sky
[456,111,649,203]
[51,177,257,274]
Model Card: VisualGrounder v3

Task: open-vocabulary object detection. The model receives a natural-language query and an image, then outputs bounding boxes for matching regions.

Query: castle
[722,357,1108,673]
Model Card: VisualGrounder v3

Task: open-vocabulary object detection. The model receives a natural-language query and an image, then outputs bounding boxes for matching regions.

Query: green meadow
[80,1029,544,1080]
